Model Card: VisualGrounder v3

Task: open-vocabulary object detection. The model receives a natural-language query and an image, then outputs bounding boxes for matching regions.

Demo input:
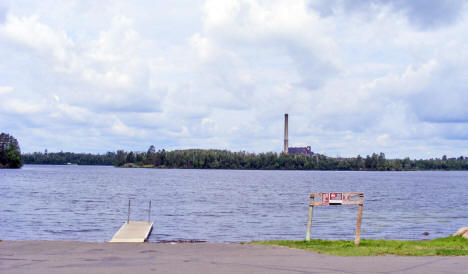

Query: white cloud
[0,15,73,61]
[0,86,13,94]
[110,118,135,137]
[0,98,45,115]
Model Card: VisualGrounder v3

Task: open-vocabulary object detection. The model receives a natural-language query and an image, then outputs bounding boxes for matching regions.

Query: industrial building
[283,113,314,156]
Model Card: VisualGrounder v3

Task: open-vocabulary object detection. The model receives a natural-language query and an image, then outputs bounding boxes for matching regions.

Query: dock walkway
[110,221,153,243]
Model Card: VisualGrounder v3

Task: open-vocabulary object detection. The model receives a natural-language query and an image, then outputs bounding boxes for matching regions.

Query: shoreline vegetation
[22,146,468,171]
[253,236,468,256]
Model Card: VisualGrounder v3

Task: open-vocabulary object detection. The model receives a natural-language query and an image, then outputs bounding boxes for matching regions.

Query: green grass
[252,236,468,256]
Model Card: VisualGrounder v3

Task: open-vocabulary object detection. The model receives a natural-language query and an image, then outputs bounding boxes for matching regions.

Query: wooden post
[354,194,364,246]
[127,199,131,224]
[306,194,314,241]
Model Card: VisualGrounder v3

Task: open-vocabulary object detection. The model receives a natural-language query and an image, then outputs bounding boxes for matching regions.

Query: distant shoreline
[19,163,468,172]
[21,149,468,171]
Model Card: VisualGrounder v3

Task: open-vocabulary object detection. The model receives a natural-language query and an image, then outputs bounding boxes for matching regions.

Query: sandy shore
[0,241,467,274]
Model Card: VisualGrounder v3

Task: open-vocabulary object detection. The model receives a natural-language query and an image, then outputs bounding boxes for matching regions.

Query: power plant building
[288,146,314,156]
[283,113,314,156]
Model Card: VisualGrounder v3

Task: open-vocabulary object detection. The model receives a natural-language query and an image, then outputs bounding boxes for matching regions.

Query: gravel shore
[1,241,467,274]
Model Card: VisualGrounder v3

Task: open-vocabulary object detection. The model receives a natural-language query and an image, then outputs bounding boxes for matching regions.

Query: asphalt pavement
[1,241,467,274]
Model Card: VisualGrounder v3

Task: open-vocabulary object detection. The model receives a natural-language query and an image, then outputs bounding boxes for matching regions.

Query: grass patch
[252,236,468,256]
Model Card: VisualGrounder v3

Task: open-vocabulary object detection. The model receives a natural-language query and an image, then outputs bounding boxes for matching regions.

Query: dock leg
[127,199,131,224]
[148,200,151,223]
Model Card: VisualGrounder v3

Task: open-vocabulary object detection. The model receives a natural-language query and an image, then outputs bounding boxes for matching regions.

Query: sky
[1,0,468,158]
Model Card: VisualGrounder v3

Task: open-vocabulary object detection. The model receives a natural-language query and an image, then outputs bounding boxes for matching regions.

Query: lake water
[1,165,467,242]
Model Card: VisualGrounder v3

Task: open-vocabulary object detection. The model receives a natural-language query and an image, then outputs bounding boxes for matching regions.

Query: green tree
[0,133,23,168]
[126,151,136,163]
[377,152,386,170]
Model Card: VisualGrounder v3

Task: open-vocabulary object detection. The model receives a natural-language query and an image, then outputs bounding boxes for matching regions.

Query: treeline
[23,151,117,166]
[22,147,468,171]
[116,147,468,171]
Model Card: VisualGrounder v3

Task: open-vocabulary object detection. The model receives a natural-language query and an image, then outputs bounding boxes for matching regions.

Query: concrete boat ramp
[110,221,153,243]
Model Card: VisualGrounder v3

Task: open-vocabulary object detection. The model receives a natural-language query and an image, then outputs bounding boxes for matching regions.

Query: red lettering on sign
[321,193,330,205]
[329,193,343,204]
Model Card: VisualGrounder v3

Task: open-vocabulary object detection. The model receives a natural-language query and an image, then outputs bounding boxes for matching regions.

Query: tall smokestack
[284,113,288,154]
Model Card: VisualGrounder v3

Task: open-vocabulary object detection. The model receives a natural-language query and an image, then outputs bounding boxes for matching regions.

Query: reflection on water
[1,165,467,242]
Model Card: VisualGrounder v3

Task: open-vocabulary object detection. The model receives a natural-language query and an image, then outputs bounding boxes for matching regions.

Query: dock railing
[127,199,152,224]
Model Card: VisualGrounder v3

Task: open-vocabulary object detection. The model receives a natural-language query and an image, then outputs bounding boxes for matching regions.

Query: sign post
[305,194,315,241]
[305,192,364,245]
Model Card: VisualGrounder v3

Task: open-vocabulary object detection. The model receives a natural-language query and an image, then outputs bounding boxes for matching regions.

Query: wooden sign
[306,192,364,245]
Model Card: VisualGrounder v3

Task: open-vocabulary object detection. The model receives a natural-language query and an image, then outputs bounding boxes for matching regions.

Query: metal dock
[110,200,153,243]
